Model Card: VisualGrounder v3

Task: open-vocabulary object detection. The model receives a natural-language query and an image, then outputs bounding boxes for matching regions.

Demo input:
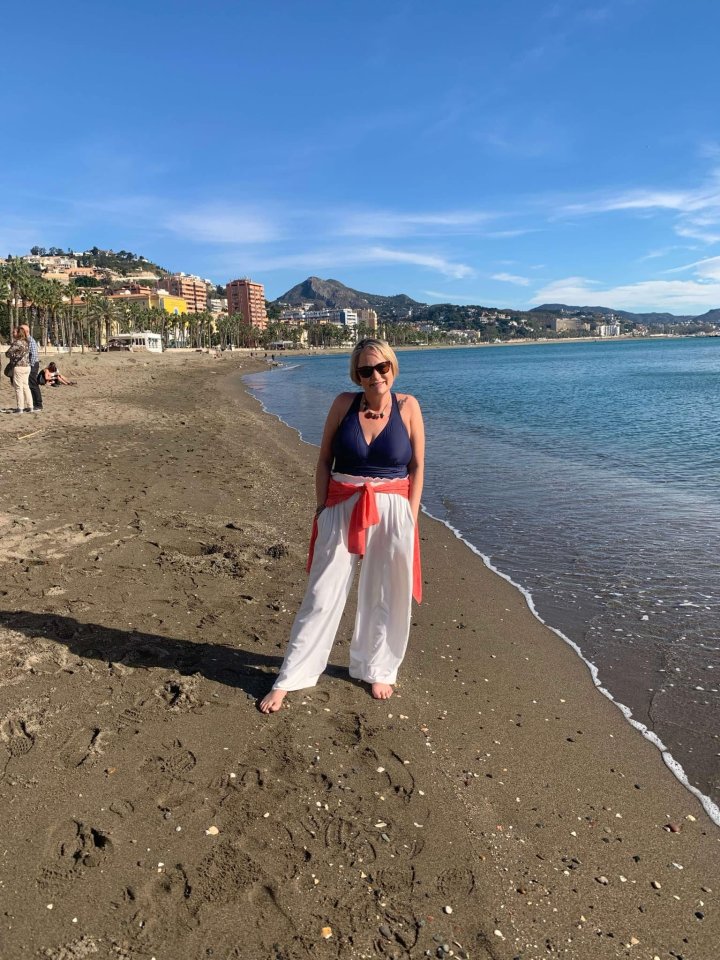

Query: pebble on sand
[205,825,220,836]
[321,926,332,939]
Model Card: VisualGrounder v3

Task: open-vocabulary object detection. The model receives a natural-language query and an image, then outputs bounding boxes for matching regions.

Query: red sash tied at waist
[306,477,422,603]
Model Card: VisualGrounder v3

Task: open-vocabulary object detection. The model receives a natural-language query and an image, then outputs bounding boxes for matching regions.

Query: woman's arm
[404,396,425,523]
[315,393,354,511]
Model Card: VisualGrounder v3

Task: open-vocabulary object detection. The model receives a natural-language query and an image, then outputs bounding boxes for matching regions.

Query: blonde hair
[349,337,399,386]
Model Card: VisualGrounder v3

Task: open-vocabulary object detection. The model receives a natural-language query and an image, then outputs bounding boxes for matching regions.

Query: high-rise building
[162,274,208,313]
[226,278,268,330]
[356,308,378,331]
[338,309,358,328]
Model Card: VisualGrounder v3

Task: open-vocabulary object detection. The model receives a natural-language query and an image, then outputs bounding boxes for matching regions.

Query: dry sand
[0,351,717,960]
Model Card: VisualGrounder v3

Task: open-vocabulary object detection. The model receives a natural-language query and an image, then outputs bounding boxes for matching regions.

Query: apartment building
[338,309,358,328]
[356,308,378,331]
[547,317,590,334]
[209,298,228,314]
[226,278,268,330]
[162,274,208,313]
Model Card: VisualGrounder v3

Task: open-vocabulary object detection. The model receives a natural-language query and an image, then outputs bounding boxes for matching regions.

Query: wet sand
[0,351,718,960]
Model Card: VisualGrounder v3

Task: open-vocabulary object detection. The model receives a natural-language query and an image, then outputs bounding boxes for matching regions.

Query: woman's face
[357,346,395,399]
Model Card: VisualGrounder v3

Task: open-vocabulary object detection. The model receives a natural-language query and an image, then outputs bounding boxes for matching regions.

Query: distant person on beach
[38,362,75,387]
[4,328,33,413]
[259,337,425,712]
[19,324,42,412]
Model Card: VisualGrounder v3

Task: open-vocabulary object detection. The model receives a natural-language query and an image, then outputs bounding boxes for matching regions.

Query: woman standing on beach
[4,328,33,414]
[259,338,425,712]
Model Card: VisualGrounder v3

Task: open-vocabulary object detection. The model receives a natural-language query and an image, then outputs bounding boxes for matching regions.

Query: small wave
[422,505,720,828]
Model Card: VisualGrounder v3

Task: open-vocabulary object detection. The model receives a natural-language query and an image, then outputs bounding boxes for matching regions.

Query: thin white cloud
[663,255,720,280]
[491,272,531,286]
[335,209,495,239]
[637,244,693,262]
[165,207,280,244]
[423,290,513,303]
[485,228,538,238]
[532,276,720,312]
[675,222,720,244]
[560,190,694,216]
[369,247,474,278]
[238,245,474,280]
[555,170,720,246]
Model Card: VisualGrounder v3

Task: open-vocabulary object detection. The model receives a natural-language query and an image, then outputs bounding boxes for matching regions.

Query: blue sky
[3,0,720,314]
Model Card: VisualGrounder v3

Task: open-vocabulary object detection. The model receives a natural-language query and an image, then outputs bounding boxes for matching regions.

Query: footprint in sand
[437,865,478,898]
[58,726,106,768]
[362,745,418,802]
[142,739,197,785]
[0,709,37,759]
[38,820,114,888]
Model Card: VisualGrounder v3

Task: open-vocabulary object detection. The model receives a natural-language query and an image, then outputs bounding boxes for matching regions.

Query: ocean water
[245,339,720,818]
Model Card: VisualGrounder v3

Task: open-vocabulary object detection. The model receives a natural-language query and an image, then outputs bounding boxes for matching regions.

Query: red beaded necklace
[361,396,391,420]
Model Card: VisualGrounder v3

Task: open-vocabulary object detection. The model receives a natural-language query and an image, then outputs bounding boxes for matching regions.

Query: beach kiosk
[107,331,163,353]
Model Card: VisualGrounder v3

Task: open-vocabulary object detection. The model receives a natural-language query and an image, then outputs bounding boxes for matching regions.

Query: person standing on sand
[259,338,425,713]
[5,328,33,413]
[19,323,42,412]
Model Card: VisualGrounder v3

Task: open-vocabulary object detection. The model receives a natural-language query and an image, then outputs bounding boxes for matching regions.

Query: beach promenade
[0,352,717,959]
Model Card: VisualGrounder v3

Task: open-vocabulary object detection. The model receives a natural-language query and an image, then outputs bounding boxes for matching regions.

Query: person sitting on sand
[38,362,75,387]
[259,337,425,713]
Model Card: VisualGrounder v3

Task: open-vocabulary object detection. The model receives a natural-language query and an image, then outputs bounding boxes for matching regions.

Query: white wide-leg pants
[273,473,415,692]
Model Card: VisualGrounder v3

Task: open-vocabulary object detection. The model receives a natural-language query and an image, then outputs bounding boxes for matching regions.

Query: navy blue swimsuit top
[332,392,412,479]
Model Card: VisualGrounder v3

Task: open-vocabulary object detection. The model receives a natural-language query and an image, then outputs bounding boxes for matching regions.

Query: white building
[338,309,358,327]
[108,330,163,353]
[24,255,77,272]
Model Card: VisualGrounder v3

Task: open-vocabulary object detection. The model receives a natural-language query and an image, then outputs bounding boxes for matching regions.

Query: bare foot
[258,689,288,713]
[371,682,393,700]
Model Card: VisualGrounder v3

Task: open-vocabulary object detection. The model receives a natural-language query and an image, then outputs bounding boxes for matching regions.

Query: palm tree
[4,258,33,329]
[63,281,80,353]
[45,280,65,348]
[91,295,119,348]
[30,278,52,349]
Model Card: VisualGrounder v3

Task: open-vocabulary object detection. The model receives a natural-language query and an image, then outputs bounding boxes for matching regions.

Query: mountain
[531,303,618,316]
[530,303,699,325]
[275,277,424,315]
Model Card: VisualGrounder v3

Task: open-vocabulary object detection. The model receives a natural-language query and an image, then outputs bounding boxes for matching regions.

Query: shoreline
[0,352,718,958]
[251,332,713,358]
[246,359,720,825]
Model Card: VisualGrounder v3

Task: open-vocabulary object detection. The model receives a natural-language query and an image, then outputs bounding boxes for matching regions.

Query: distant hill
[75,247,168,277]
[530,303,698,325]
[531,303,618,316]
[275,277,424,315]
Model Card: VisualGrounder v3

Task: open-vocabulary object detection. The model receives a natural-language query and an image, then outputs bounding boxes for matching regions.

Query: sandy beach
[0,351,718,960]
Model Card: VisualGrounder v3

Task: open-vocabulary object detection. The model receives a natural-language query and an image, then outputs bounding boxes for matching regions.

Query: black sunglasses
[357,361,393,378]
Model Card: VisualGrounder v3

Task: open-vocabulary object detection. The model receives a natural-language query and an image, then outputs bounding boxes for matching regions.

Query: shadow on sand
[0,610,352,701]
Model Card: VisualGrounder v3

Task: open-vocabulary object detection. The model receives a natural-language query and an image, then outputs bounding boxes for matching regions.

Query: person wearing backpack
[4,328,33,413]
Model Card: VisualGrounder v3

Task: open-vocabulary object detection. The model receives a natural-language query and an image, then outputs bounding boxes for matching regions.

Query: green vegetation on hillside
[76,247,168,276]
